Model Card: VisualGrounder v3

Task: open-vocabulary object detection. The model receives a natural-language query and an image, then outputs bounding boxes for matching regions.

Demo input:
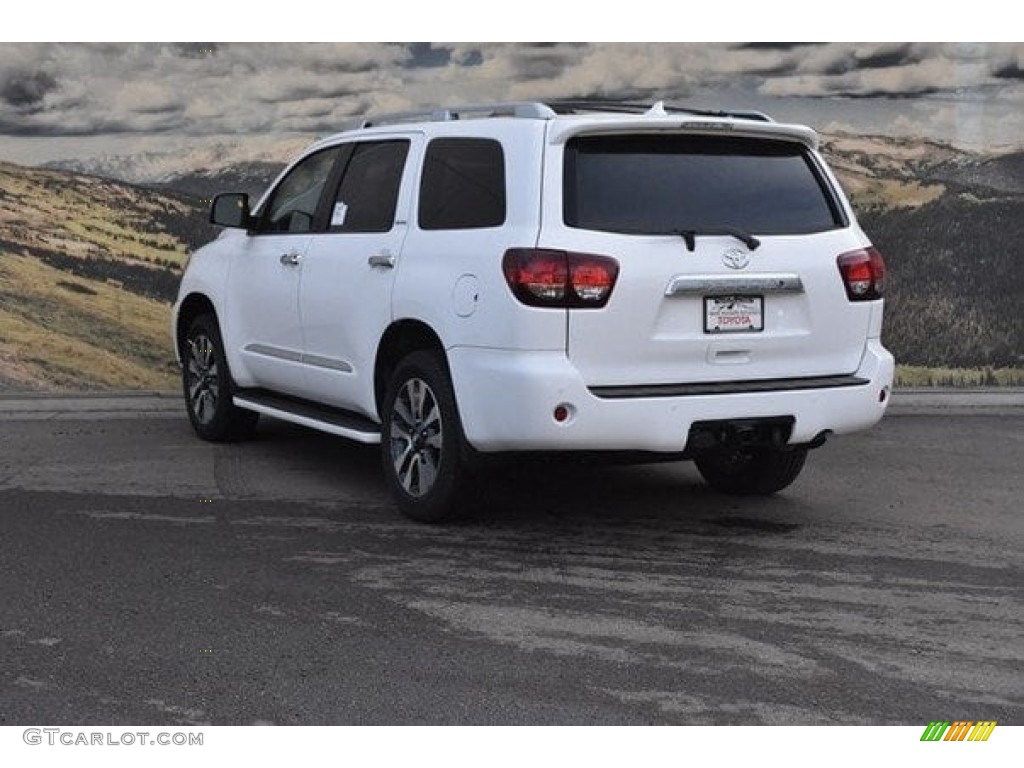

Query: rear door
[542,130,871,387]
[296,135,418,416]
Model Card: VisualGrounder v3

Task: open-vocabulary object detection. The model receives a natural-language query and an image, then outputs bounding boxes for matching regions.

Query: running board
[233,390,381,444]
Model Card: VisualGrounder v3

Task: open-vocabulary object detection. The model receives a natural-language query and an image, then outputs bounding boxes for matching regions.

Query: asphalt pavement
[0,391,1021,724]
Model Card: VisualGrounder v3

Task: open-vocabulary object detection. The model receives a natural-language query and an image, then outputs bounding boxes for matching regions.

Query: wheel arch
[176,293,219,357]
[374,319,448,417]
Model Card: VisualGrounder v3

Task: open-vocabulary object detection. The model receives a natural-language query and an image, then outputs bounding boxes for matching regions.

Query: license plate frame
[703,295,764,334]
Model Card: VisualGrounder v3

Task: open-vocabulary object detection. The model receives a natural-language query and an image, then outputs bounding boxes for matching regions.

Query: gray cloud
[854,43,919,70]
[993,61,1024,79]
[171,42,219,59]
[1,70,57,109]
[789,43,920,78]
[735,42,824,51]
[405,43,450,69]
[760,43,1019,99]
[0,42,1020,153]
[835,87,943,100]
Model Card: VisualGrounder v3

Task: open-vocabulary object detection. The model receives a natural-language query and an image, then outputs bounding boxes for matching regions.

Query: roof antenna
[645,100,668,117]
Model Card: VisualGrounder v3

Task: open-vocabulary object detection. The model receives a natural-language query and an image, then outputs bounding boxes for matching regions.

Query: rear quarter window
[418,138,506,230]
[563,134,844,235]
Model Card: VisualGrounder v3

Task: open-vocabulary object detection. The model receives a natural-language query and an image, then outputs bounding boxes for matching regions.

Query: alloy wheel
[186,333,220,425]
[388,377,444,497]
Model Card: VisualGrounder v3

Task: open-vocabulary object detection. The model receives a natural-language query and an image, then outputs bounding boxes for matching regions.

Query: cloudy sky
[1,42,1021,166]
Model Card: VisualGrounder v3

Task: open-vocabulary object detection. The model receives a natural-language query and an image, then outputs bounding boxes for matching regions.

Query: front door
[224,145,341,396]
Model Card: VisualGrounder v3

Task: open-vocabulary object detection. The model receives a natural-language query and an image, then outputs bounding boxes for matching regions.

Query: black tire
[181,314,259,442]
[694,446,808,496]
[380,351,469,523]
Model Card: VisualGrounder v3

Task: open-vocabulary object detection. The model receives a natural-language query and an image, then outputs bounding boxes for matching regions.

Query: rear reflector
[837,247,885,301]
[503,249,619,308]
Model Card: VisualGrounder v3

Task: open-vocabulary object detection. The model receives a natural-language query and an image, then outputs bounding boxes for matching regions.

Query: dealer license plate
[704,295,764,334]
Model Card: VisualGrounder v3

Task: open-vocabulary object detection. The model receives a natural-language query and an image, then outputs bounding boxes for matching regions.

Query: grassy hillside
[862,194,1022,368]
[822,133,957,212]
[818,136,1023,370]
[0,162,212,390]
[0,254,177,389]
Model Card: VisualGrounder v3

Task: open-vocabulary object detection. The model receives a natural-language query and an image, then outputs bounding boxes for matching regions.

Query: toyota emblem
[722,248,750,270]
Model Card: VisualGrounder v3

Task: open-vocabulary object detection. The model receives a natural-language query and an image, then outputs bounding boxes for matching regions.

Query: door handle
[280,251,302,266]
[368,251,395,269]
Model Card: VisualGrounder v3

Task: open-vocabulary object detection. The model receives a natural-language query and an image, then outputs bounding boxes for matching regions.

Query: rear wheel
[695,446,807,496]
[182,314,259,442]
[381,351,468,523]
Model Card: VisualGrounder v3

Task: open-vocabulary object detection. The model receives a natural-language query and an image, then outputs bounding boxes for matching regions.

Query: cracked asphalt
[0,395,1021,724]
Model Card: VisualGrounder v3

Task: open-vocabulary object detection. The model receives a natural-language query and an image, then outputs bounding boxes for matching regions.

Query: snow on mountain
[42,136,313,186]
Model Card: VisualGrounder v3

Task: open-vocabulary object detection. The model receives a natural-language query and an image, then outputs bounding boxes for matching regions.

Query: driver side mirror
[210,193,253,229]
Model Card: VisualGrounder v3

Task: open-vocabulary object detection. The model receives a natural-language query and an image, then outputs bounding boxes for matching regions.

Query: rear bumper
[448,340,894,453]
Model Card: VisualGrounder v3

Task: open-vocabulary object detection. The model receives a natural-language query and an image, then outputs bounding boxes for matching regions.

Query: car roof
[306,100,820,153]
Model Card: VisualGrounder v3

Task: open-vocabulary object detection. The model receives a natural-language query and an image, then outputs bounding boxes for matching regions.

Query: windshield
[563,134,844,236]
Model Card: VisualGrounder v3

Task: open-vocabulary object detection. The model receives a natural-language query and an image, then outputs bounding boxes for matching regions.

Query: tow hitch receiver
[686,417,796,454]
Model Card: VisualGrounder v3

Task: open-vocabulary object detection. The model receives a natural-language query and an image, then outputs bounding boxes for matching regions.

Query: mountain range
[2,132,1021,390]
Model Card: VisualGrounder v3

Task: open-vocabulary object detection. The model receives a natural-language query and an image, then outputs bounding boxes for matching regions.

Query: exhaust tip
[807,430,831,449]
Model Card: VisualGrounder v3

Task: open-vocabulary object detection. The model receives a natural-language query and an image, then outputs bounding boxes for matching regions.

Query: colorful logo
[920,721,997,742]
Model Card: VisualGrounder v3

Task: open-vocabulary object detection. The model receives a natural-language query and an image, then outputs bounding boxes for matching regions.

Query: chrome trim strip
[301,353,354,373]
[590,375,869,399]
[244,343,301,362]
[666,273,804,296]
[244,344,353,374]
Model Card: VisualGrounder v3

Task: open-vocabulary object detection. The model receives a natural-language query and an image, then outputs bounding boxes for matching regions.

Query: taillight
[837,247,885,301]
[502,249,619,308]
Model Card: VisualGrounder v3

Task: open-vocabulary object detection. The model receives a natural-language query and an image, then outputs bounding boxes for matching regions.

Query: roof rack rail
[547,100,774,122]
[339,100,773,132]
[344,102,558,130]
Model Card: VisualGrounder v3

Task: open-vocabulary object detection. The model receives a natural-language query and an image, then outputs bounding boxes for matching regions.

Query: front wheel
[381,351,469,523]
[181,314,259,442]
[694,446,808,496]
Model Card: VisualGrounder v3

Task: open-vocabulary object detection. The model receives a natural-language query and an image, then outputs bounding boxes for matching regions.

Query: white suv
[172,101,893,521]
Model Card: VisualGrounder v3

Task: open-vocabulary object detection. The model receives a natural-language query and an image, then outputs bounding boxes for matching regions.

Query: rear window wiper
[671,227,761,253]
[600,225,761,252]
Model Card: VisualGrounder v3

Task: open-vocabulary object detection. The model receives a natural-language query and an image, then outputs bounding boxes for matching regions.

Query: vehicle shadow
[461,458,811,533]
[245,419,816,535]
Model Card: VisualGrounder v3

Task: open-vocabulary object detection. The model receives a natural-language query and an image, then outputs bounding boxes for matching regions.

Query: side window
[256,147,340,234]
[418,138,506,230]
[329,141,410,234]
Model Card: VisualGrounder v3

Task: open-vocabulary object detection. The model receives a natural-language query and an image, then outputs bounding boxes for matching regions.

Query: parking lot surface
[1,396,1021,724]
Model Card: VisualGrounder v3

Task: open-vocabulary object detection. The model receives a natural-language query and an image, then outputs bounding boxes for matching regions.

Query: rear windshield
[563,134,844,235]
